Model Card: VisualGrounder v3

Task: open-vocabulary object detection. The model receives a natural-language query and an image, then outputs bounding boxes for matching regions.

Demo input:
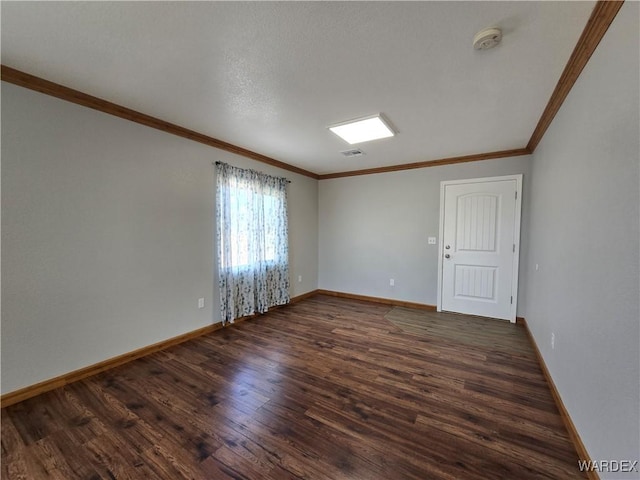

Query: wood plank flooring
[2,295,586,479]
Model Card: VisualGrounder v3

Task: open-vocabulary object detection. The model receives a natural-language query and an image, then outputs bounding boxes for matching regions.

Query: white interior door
[438,175,522,322]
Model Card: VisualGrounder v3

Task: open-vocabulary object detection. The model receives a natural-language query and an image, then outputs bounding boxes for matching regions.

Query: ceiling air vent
[341,148,365,157]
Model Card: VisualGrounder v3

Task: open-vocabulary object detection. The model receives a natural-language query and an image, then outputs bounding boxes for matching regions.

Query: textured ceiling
[1,1,595,174]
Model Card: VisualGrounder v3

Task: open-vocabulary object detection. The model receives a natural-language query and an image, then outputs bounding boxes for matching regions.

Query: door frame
[436,174,523,322]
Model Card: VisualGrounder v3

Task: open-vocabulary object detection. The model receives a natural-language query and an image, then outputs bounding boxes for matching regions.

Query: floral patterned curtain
[216,162,290,324]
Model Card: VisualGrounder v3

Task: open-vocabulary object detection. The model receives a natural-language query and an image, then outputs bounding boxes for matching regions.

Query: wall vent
[341,148,365,157]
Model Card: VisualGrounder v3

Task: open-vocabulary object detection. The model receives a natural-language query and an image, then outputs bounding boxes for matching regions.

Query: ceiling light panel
[329,115,395,145]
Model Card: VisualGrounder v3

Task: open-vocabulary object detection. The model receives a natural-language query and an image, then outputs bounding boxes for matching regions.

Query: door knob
[445,254,450,259]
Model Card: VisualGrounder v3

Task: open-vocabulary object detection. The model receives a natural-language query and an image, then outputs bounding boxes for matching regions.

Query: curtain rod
[214,161,291,183]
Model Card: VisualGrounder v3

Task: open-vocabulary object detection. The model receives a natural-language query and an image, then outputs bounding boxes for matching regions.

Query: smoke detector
[473,27,502,50]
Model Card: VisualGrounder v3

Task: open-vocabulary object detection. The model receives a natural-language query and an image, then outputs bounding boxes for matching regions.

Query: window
[216,162,290,323]
[219,178,283,269]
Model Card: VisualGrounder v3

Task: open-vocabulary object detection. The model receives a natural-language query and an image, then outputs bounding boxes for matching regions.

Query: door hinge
[513,244,516,253]
[510,296,513,304]
[515,191,518,200]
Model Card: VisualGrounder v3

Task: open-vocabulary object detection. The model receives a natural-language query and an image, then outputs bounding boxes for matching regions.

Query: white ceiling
[1,1,595,175]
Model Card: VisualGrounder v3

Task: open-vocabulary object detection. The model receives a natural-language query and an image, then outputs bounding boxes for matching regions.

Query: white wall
[524,2,639,477]
[319,155,531,315]
[1,83,318,394]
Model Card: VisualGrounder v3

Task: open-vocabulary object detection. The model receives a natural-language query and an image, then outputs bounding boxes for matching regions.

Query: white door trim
[436,174,523,323]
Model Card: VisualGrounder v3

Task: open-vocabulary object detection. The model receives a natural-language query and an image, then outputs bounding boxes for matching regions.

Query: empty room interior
[1,1,639,480]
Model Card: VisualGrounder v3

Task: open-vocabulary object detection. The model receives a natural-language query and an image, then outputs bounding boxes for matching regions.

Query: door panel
[456,194,498,252]
[441,178,519,321]
[454,265,497,301]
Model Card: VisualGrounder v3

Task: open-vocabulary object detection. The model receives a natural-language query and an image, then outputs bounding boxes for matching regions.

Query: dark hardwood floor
[2,295,586,479]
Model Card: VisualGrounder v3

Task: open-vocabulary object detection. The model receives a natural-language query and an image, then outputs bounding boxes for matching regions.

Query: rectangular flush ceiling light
[328,114,395,145]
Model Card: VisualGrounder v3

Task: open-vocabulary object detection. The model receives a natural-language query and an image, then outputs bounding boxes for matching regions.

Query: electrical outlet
[298,275,302,283]
[198,298,205,309]
[389,278,395,287]
[551,332,555,350]
[428,236,437,245]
